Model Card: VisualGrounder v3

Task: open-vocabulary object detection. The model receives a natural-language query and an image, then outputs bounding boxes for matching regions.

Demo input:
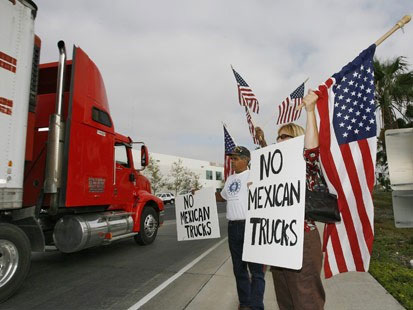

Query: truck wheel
[170,199,175,204]
[0,223,31,303]
[134,207,158,246]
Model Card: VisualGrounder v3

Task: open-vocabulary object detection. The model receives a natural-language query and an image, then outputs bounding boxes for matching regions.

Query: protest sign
[175,187,221,241]
[242,136,306,269]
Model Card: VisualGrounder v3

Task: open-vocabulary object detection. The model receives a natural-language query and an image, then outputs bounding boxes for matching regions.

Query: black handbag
[305,189,341,223]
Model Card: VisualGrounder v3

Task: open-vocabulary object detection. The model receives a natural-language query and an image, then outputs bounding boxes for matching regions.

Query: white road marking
[127,237,228,310]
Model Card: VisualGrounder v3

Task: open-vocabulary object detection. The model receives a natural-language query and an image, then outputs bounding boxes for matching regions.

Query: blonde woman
[255,91,325,310]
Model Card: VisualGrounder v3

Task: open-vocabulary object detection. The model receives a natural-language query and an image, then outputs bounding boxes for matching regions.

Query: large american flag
[245,107,260,145]
[316,44,377,278]
[223,125,236,180]
[276,82,305,125]
[232,68,260,114]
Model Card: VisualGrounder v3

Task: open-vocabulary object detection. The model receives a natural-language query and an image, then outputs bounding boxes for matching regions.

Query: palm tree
[373,57,413,189]
[374,56,413,130]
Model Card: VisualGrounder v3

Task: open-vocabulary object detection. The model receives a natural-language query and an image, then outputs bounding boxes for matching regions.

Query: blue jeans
[228,220,265,310]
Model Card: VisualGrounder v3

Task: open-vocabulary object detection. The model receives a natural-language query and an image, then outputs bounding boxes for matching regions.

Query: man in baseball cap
[227,145,251,159]
[216,145,265,310]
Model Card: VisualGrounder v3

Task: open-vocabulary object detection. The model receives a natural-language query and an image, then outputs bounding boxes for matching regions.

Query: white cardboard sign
[242,136,306,269]
[175,187,221,241]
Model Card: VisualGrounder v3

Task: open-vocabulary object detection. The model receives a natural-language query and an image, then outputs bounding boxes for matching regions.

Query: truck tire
[0,223,31,303]
[134,207,158,246]
[170,199,175,204]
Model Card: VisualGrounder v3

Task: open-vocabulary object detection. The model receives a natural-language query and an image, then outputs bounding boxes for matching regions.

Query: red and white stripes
[276,97,303,125]
[317,78,376,278]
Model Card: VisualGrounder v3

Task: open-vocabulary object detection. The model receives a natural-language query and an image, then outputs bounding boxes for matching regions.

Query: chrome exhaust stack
[44,41,66,215]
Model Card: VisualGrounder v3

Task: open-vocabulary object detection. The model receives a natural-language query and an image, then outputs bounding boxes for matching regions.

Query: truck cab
[0,0,163,302]
[21,43,164,246]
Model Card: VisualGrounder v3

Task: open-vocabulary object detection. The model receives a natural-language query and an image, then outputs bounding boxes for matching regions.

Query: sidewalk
[141,226,405,310]
[185,245,404,310]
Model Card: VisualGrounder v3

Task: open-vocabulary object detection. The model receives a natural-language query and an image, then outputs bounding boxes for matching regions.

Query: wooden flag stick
[375,15,411,46]
[301,77,310,85]
[244,106,260,145]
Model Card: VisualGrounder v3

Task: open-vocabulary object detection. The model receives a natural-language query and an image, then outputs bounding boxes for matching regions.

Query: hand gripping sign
[242,136,306,269]
[175,187,221,241]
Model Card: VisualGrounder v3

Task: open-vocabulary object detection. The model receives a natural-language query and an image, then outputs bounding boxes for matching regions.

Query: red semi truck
[0,0,164,301]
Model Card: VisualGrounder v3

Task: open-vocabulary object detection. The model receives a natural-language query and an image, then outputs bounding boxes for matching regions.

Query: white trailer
[0,0,38,302]
[0,0,37,208]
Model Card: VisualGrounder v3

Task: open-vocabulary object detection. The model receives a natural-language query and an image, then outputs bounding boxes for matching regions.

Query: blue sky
[35,0,413,163]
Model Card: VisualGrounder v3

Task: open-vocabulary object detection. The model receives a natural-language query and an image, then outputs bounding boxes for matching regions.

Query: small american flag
[316,44,377,278]
[245,107,260,145]
[276,82,305,125]
[223,125,236,180]
[232,68,260,114]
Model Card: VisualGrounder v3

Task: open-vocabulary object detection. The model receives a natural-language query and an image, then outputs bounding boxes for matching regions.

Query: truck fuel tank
[53,211,134,253]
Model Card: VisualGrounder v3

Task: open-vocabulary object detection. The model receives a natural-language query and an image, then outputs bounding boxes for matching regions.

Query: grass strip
[370,191,413,310]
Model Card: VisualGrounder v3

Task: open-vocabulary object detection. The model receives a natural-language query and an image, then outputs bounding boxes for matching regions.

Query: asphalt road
[0,203,227,310]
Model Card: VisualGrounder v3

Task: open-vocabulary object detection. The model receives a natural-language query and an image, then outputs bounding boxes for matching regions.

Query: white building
[148,152,224,193]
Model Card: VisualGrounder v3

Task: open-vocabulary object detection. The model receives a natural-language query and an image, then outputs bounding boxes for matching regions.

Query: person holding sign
[255,90,325,310]
[216,146,266,310]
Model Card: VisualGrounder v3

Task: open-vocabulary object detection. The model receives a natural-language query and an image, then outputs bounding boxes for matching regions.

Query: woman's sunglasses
[276,134,293,141]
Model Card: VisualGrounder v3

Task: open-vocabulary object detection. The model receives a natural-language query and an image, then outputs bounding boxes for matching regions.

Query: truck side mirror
[141,145,149,167]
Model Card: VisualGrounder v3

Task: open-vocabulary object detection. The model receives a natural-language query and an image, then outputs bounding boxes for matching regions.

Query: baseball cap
[227,146,250,158]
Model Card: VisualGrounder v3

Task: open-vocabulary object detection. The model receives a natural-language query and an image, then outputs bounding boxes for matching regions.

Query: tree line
[143,158,202,195]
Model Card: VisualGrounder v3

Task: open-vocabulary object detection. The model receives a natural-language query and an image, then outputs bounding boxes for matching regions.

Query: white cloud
[35,0,413,162]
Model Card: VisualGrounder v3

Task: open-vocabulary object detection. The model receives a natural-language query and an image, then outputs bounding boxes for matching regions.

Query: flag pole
[244,106,260,145]
[246,106,258,124]
[375,15,411,46]
[301,77,310,85]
